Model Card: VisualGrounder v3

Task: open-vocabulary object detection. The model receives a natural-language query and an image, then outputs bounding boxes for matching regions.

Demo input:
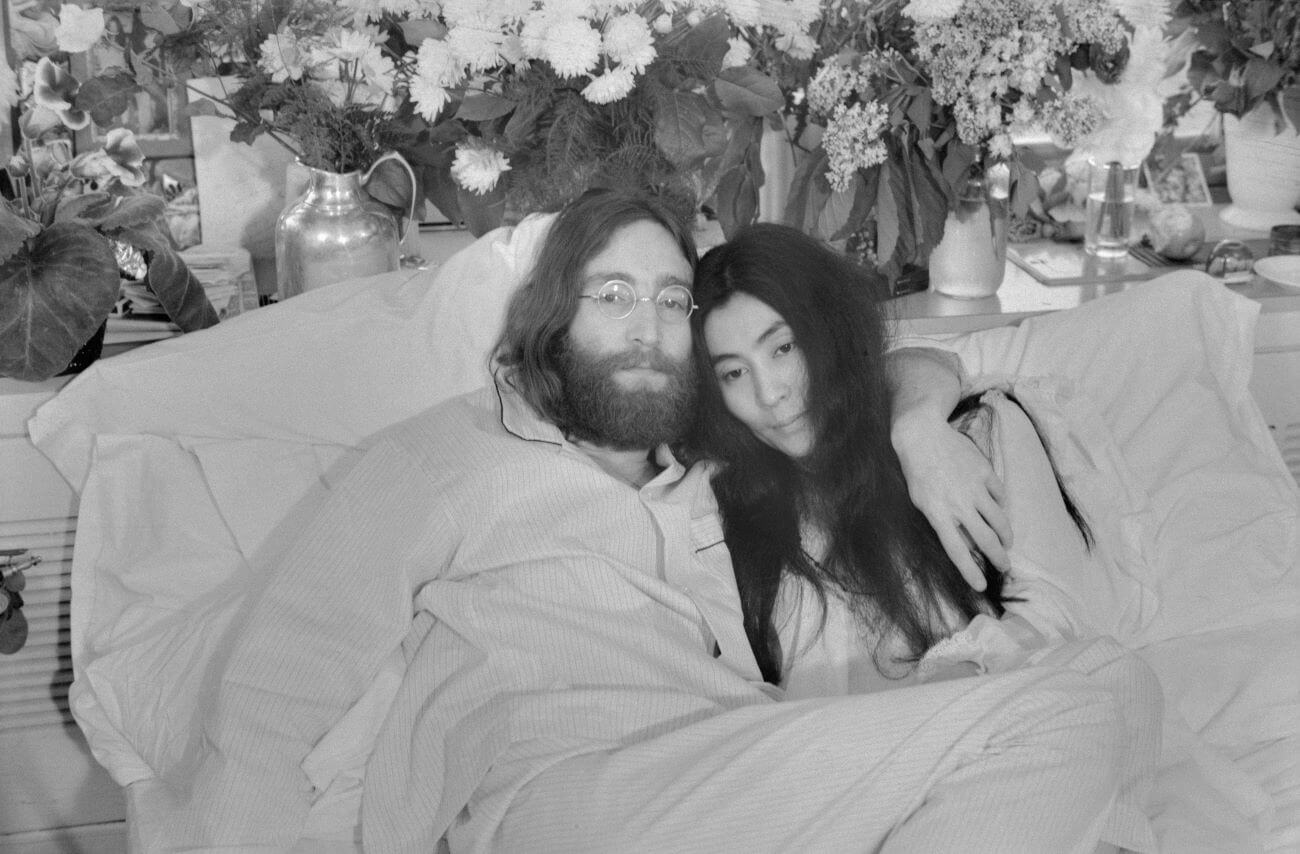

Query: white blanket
[29,225,1300,851]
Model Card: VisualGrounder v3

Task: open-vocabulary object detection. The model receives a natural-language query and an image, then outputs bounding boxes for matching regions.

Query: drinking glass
[1085,160,1139,258]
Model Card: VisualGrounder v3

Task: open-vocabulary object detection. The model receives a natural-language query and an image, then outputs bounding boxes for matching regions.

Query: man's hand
[892,409,1011,590]
[886,347,1012,591]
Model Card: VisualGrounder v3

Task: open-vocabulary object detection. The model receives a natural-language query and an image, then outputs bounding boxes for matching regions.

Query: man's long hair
[687,224,1011,685]
[494,189,698,429]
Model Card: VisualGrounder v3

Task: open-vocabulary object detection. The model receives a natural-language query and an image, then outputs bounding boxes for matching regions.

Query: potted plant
[1169,0,1300,228]
[1,9,217,384]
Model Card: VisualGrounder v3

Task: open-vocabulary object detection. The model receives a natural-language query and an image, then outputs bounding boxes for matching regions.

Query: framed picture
[72,4,192,158]
[1143,153,1213,207]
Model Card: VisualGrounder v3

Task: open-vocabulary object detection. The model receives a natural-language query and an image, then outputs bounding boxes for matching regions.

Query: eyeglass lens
[590,280,695,321]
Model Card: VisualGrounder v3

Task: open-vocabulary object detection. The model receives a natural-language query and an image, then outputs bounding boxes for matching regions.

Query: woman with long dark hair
[687,223,1094,691]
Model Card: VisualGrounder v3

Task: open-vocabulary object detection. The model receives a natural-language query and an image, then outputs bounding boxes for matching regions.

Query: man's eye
[600,291,631,305]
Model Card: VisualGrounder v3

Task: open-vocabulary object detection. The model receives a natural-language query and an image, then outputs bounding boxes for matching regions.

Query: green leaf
[76,71,141,128]
[69,194,166,231]
[830,169,876,242]
[673,15,730,76]
[781,148,831,235]
[875,160,899,264]
[364,158,418,230]
[0,223,119,382]
[715,164,758,239]
[713,67,785,117]
[456,93,516,122]
[0,203,41,262]
[1242,56,1285,104]
[654,91,725,168]
[456,184,507,237]
[114,221,219,333]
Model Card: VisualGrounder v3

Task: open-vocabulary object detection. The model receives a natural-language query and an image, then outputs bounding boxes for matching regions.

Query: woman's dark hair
[494,189,697,427]
[688,224,1016,685]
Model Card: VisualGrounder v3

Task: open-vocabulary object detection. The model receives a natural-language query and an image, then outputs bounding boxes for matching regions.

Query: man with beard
[169,190,1129,852]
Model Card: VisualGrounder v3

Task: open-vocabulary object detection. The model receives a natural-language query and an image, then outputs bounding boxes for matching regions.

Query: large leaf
[654,91,726,168]
[781,148,831,234]
[0,223,119,382]
[455,93,517,122]
[76,70,141,128]
[713,67,785,118]
[112,220,219,333]
[0,202,41,263]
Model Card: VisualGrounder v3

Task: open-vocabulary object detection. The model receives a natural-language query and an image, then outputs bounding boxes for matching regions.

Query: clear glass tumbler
[1085,159,1139,258]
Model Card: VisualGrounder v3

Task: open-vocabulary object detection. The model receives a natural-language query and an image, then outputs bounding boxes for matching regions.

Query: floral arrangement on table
[758,0,1171,284]
[1166,0,1300,131]
[133,0,820,236]
[0,5,218,383]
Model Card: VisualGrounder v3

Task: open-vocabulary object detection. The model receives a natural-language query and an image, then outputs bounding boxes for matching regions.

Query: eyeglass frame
[577,278,700,322]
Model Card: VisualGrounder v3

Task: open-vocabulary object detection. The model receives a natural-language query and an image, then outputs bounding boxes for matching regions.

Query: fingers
[936,523,987,592]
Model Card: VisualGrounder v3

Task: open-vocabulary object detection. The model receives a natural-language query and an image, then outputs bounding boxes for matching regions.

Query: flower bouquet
[769,0,1166,286]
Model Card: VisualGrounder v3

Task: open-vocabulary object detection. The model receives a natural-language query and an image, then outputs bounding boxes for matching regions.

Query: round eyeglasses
[578,280,698,323]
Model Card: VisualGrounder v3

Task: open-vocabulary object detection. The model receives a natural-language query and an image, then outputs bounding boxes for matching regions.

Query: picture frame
[72,4,192,158]
[1143,152,1213,207]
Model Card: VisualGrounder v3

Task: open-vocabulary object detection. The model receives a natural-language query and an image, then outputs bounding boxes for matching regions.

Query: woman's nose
[755,371,787,407]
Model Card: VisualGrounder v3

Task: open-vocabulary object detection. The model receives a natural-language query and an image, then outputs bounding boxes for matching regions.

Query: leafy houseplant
[1,29,218,382]
[1170,0,1300,130]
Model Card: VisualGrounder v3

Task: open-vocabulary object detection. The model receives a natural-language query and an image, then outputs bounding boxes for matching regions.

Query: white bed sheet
[28,225,1300,851]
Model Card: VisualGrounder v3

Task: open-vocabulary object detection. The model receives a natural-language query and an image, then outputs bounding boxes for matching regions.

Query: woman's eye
[775,341,795,356]
[717,367,744,383]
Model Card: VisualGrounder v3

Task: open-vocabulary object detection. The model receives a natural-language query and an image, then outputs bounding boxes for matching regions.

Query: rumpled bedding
[28,215,1300,853]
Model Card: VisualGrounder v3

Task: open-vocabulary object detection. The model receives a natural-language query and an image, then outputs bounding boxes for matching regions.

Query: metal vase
[274,164,400,300]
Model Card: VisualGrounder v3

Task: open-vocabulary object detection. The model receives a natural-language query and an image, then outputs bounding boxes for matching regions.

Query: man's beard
[557,342,698,451]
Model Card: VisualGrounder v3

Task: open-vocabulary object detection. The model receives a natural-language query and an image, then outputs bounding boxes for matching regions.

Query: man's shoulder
[365,386,504,457]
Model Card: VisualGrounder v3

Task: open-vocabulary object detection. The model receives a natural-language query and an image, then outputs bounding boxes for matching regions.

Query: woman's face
[703,292,814,459]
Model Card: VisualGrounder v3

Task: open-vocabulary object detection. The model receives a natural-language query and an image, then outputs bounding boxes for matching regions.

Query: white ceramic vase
[928,173,1009,299]
[1221,104,1300,232]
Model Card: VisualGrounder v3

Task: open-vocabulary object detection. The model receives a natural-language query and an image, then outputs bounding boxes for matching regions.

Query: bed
[27,216,1300,852]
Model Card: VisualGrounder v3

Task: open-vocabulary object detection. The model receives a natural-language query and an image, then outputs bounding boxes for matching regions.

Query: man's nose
[625,298,662,345]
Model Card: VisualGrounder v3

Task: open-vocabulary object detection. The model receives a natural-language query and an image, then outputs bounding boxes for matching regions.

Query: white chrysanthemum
[448,16,505,72]
[722,37,751,69]
[544,19,602,77]
[341,0,424,22]
[542,0,594,20]
[903,0,964,23]
[582,65,637,103]
[356,50,398,104]
[259,31,308,82]
[317,26,383,63]
[417,38,465,88]
[652,13,673,34]
[759,0,820,31]
[1069,26,1169,165]
[410,75,452,120]
[55,4,104,53]
[721,0,763,28]
[602,14,656,74]
[685,10,703,27]
[519,12,550,60]
[450,144,511,194]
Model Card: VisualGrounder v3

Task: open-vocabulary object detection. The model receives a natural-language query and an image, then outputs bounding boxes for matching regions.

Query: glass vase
[928,172,1009,299]
[275,164,401,300]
